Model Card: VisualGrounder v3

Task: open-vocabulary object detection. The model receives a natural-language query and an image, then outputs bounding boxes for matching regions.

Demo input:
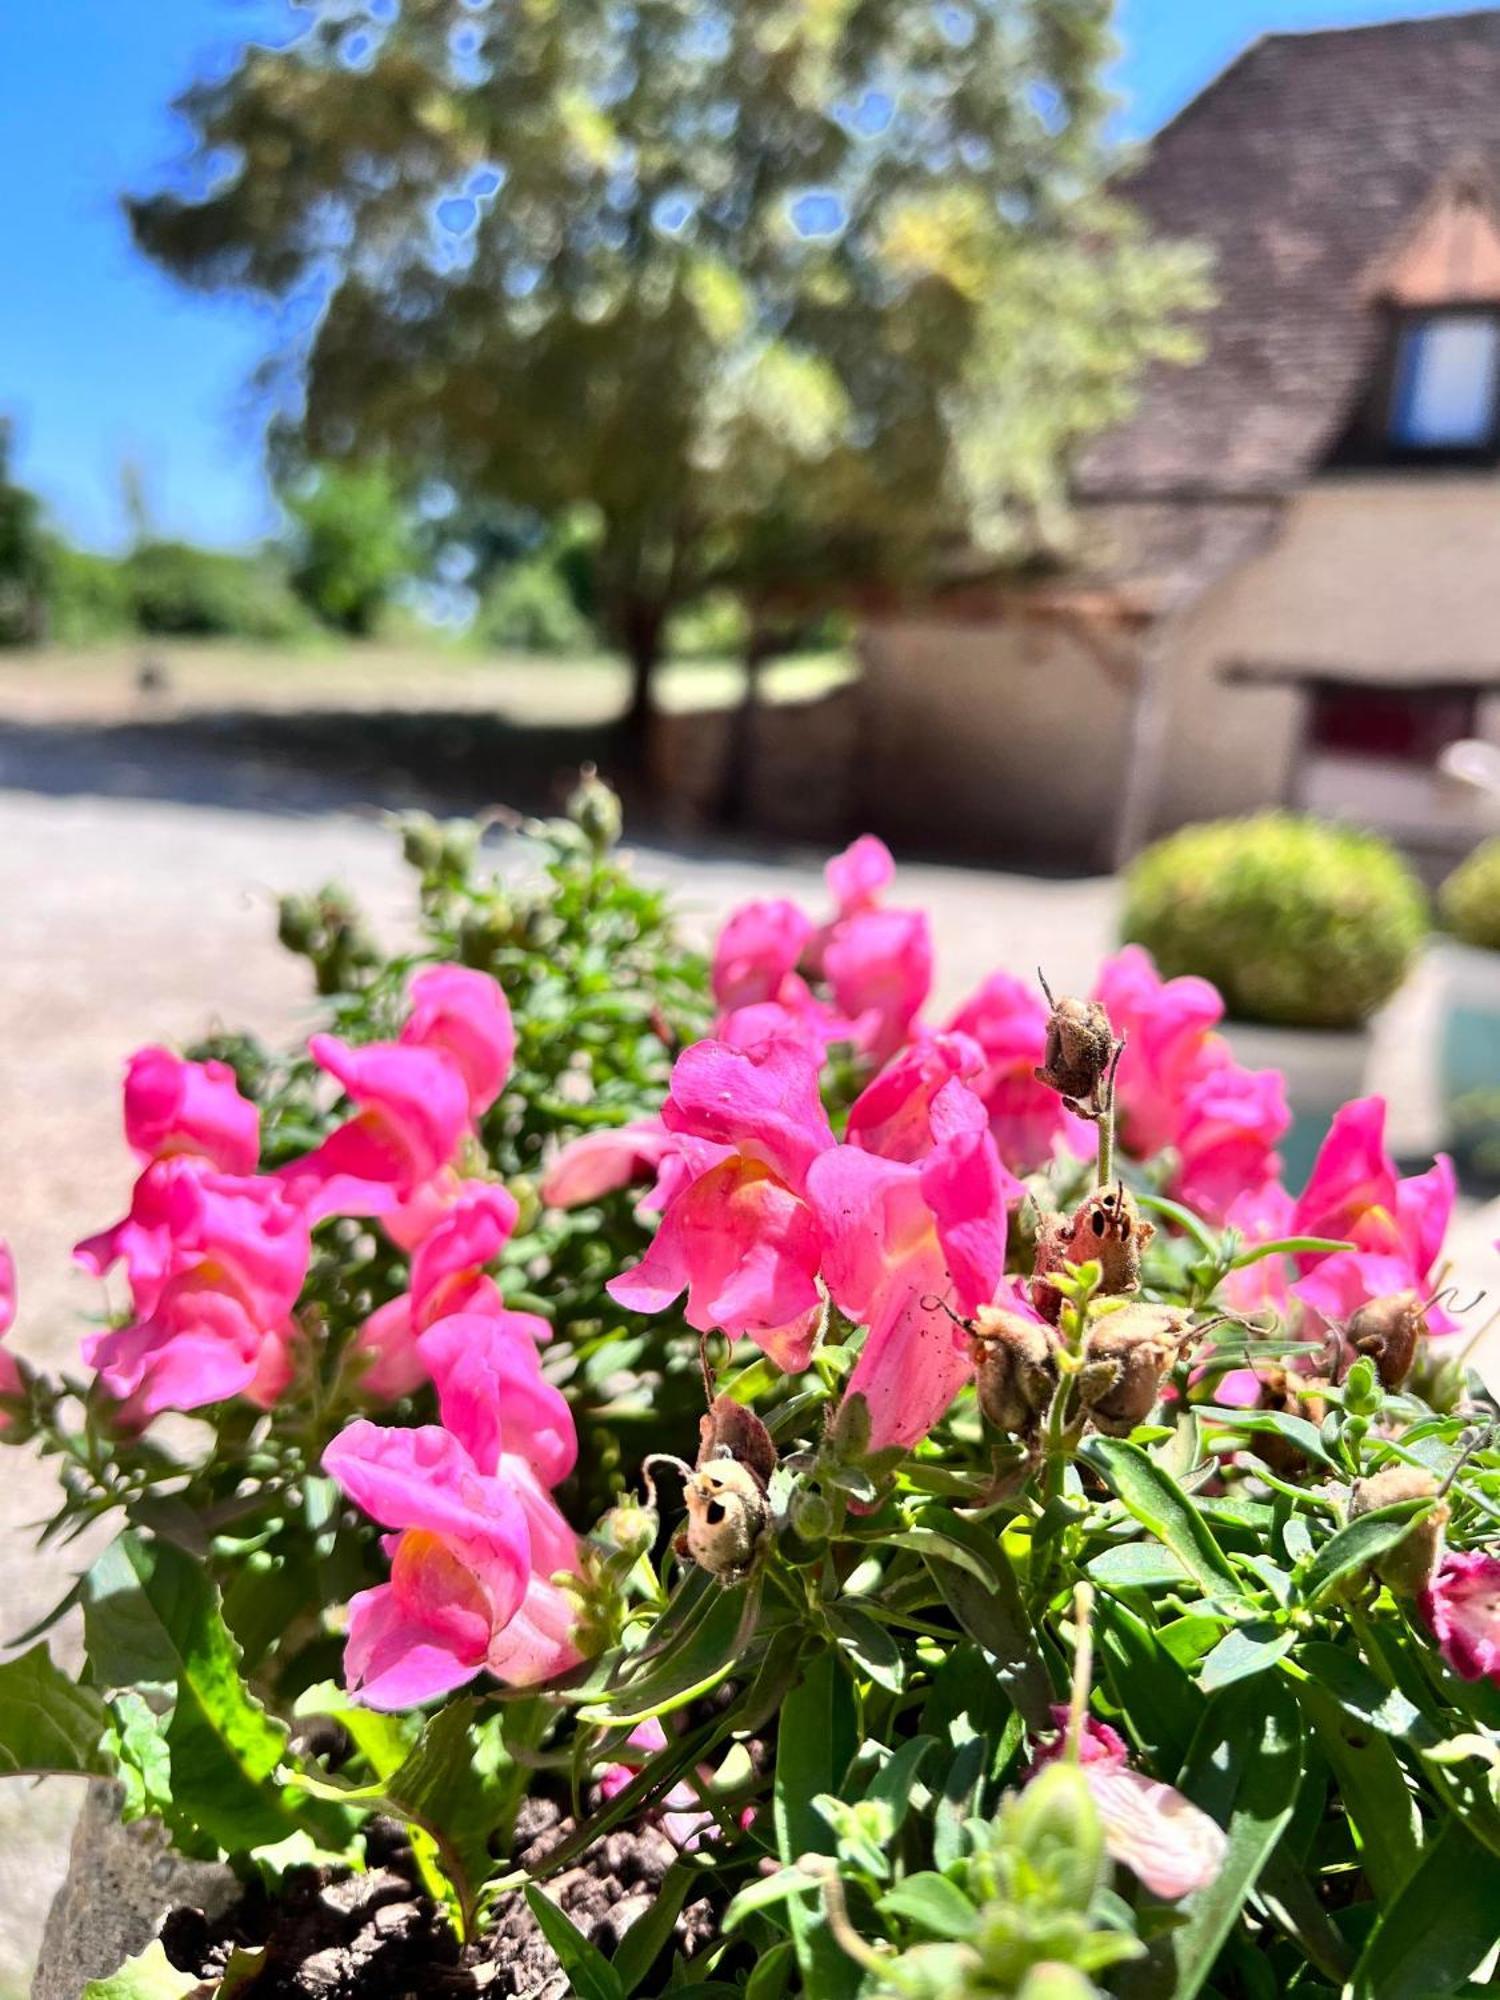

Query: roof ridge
[1262,8,1500,44]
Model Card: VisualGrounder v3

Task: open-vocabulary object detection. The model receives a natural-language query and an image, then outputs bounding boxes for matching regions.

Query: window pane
[1393,316,1500,447]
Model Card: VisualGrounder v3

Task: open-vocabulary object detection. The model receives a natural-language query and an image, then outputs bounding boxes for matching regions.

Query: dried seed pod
[971,1305,1058,1437]
[677,1396,778,1583]
[1034,979,1118,1117]
[1349,1466,1448,1595]
[1078,1302,1196,1437]
[1030,1183,1154,1322]
[1346,1290,1428,1391]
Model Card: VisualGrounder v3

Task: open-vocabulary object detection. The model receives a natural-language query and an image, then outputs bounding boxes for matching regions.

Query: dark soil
[160,1801,715,2000]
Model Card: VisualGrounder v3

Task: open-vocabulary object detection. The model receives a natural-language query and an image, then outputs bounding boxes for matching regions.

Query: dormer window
[1390,311,1500,448]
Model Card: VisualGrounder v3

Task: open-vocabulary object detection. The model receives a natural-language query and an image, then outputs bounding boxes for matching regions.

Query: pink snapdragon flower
[712,900,814,1013]
[1219,1182,1297,1327]
[1173,1064,1290,1223]
[1031,1711,1227,1900]
[598,1717,726,1852]
[76,1049,263,1307]
[279,1035,472,1225]
[808,1077,1009,1450]
[118,1047,260,1173]
[845,1033,987,1165]
[608,1037,835,1371]
[353,1181,521,1400]
[85,1168,309,1423]
[0,1240,22,1421]
[822,905,932,1065]
[826,835,895,919]
[1420,1552,1500,1684]
[947,972,1093,1172]
[540,1119,677,1210]
[325,1311,582,1707]
[400,966,515,1120]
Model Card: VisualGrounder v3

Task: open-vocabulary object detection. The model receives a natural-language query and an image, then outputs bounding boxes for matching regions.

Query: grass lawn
[0,640,857,726]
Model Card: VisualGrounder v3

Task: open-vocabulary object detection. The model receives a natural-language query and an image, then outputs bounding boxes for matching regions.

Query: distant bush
[1122,812,1426,1028]
[0,423,49,645]
[283,463,417,635]
[475,548,595,655]
[44,542,135,643]
[1440,837,1500,953]
[124,540,310,642]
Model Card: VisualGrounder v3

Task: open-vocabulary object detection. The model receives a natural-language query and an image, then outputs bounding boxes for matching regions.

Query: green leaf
[743,1937,796,2000]
[862,1734,938,1835]
[0,1644,109,1776]
[1197,1406,1340,1472]
[1299,1500,1435,1605]
[80,1942,198,2000]
[878,1871,979,1941]
[1087,1542,1191,1590]
[723,1863,821,1932]
[1352,1819,1500,1999]
[827,1603,905,1692]
[611,1859,699,1995]
[581,1581,759,1726]
[1135,1191,1222,1259]
[1199,1623,1297,1694]
[916,1506,1054,1730]
[1079,1437,1242,1599]
[1128,1676,1302,2000]
[1227,1235,1351,1268]
[83,1534,294,1852]
[774,1648,860,1999]
[1094,1597,1203,1777]
[524,1885,625,2000]
[1295,1678,1420,1902]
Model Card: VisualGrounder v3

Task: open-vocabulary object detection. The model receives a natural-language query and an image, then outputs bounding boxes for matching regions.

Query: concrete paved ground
[0,706,1495,1992]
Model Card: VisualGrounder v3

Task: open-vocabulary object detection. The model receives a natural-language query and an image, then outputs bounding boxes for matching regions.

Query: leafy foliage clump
[1440,835,1500,954]
[1122,814,1427,1029]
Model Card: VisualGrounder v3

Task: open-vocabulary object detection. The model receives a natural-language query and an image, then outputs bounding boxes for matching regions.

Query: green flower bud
[789,1486,833,1542]
[1008,1764,1105,1912]
[1342,1354,1383,1417]
[602,1499,655,1558]
[567,766,623,852]
[1014,1965,1101,2000]
[438,820,479,876]
[276,893,318,955]
[398,812,445,873]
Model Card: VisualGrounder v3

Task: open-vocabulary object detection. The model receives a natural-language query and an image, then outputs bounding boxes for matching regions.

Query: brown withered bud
[1077,1302,1197,1437]
[1250,1367,1334,1478]
[1350,1466,1448,1595]
[652,1394,779,1584]
[1346,1290,1428,1391]
[1034,975,1119,1119]
[1030,1182,1154,1323]
[971,1305,1058,1437]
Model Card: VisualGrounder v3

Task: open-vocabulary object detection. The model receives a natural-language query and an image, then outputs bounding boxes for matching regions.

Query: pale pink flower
[278,1034,471,1225]
[823,905,933,1064]
[1033,1711,1226,1901]
[119,1047,260,1173]
[1421,1551,1500,1684]
[400,966,514,1119]
[808,1079,1008,1450]
[539,1119,677,1210]
[712,899,814,1013]
[598,1718,724,1852]
[608,1038,835,1370]
[947,972,1093,1172]
[0,1241,21,1423]
[353,1182,521,1399]
[1219,1182,1297,1324]
[85,1168,309,1423]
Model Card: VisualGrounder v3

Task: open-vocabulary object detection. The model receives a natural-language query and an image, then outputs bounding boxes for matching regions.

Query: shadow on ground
[0,708,637,822]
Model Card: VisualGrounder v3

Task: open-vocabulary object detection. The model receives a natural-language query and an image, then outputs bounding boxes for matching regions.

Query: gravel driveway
[0,711,1494,1994]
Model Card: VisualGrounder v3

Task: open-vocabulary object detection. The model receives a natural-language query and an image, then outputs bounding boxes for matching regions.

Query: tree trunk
[720,622,771,829]
[618,599,664,765]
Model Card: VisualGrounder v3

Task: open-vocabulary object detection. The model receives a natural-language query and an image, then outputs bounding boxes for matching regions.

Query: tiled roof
[1080,10,1500,498]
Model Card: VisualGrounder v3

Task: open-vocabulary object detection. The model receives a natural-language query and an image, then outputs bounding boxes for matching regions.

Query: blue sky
[3,0,1496,551]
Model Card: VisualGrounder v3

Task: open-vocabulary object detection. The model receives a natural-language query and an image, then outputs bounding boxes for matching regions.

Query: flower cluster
[69,965,584,1703]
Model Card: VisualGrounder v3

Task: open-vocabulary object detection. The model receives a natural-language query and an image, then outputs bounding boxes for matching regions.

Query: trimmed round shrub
[1440,836,1500,952]
[1122,813,1426,1029]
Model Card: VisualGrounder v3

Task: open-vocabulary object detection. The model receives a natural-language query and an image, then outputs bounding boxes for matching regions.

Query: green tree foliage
[129,0,1205,734]
[282,461,419,635]
[0,420,51,644]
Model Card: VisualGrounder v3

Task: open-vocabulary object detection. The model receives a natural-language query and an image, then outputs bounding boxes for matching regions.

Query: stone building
[856,11,1500,872]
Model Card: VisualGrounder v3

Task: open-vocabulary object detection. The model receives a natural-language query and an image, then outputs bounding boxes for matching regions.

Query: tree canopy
[132,0,1204,727]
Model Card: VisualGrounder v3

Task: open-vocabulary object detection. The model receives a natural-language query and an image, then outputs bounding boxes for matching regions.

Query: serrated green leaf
[524,1884,625,2000]
[1080,1437,1242,1599]
[0,1643,108,1775]
[80,1942,198,2000]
